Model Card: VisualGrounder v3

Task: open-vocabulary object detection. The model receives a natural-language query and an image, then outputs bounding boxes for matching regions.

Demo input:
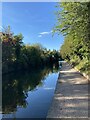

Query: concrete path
[47,61,90,119]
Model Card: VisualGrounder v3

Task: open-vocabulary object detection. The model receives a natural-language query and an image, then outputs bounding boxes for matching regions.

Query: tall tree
[54,2,90,74]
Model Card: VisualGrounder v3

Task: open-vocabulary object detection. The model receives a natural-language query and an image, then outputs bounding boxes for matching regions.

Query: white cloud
[0,26,4,30]
[38,35,42,37]
[38,30,53,37]
[40,31,50,35]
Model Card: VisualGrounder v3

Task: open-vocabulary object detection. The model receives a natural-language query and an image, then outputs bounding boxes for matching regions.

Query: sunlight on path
[47,62,89,118]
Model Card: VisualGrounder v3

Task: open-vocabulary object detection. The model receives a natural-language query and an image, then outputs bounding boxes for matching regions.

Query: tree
[54,2,90,74]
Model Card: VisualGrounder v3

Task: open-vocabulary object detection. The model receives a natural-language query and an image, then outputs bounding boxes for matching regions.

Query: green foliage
[54,2,90,75]
[2,26,61,73]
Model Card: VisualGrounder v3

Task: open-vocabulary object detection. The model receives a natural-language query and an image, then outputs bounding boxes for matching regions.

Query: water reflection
[2,63,60,114]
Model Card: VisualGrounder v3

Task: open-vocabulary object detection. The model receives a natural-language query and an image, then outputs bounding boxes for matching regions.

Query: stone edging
[74,67,90,81]
[60,61,90,81]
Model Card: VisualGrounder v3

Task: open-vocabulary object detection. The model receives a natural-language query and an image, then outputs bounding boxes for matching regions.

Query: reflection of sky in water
[0,114,2,120]
[2,72,59,118]
[43,87,54,90]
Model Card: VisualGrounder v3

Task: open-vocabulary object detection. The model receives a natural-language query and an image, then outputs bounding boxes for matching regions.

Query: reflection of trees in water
[2,63,60,114]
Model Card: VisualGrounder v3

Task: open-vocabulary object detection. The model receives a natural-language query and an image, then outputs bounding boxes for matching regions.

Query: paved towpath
[47,61,90,119]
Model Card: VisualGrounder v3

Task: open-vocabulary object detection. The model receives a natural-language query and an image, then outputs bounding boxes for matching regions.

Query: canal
[1,63,60,119]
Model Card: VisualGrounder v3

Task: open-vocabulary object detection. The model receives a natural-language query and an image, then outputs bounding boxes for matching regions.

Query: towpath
[47,61,90,119]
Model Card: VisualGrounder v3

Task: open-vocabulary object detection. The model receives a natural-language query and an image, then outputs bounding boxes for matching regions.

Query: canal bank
[47,61,89,118]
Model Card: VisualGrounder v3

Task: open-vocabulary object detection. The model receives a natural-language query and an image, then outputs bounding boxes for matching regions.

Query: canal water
[1,63,60,119]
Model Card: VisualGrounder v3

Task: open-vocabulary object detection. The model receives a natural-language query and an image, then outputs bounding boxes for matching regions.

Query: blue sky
[2,2,64,50]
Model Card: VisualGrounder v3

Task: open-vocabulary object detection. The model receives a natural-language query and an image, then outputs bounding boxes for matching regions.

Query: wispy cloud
[0,26,3,30]
[38,30,53,37]
[0,26,4,32]
[40,31,52,35]
[38,35,42,38]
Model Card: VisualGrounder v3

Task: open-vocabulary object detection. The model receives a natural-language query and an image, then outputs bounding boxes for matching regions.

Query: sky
[2,2,64,50]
